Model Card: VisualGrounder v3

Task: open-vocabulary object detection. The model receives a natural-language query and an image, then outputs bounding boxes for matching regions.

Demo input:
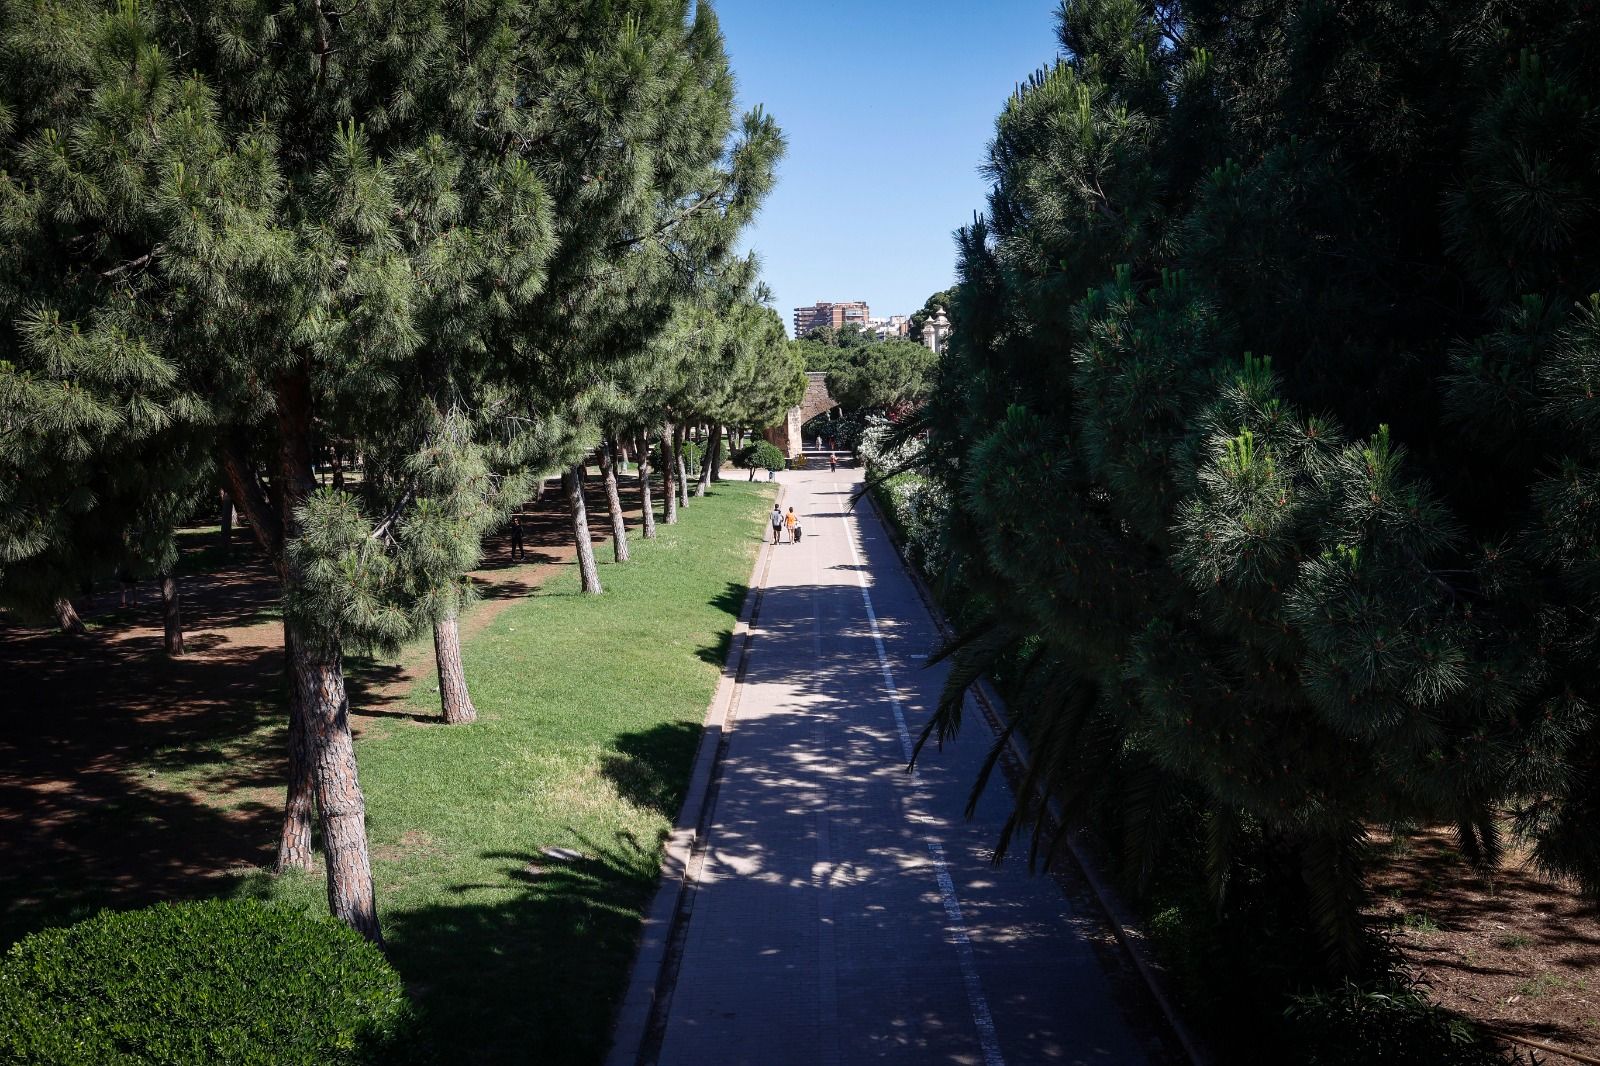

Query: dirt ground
[1369,827,1600,1063]
[0,471,650,945]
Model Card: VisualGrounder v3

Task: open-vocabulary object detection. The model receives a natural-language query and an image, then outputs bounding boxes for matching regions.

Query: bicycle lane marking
[833,479,1005,1066]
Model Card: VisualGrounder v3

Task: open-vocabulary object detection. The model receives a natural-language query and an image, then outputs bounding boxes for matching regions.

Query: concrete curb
[604,486,784,1066]
[860,486,1211,1066]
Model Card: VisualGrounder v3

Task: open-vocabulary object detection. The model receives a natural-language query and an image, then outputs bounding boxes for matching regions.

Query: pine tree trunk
[243,368,380,941]
[563,462,603,594]
[660,426,678,525]
[709,423,724,483]
[636,432,658,539]
[54,598,87,635]
[275,628,315,873]
[220,490,234,555]
[289,630,381,943]
[697,422,719,495]
[159,572,185,656]
[331,447,344,491]
[433,610,477,724]
[600,436,631,563]
[673,423,690,509]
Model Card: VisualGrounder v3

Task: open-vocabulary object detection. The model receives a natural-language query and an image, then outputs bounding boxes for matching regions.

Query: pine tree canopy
[0,0,778,647]
[826,339,936,415]
[0,0,783,939]
[920,0,1600,968]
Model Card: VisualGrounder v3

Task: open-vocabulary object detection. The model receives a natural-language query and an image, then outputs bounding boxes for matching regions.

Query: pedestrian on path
[509,516,525,561]
[784,506,797,543]
[829,452,838,473]
[770,504,784,545]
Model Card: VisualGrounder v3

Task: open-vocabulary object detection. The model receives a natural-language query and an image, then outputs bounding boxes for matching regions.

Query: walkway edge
[861,487,1212,1066]
[604,487,782,1066]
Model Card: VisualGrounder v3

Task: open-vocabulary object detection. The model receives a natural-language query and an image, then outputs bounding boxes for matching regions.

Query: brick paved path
[640,466,1165,1065]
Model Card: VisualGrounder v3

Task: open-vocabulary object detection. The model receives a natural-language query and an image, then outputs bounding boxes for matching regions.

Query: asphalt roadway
[626,463,1170,1065]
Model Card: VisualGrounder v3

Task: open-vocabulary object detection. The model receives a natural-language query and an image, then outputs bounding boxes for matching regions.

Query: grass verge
[242,481,773,1064]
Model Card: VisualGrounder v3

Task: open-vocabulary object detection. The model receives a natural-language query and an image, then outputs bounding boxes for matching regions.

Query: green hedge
[0,898,416,1065]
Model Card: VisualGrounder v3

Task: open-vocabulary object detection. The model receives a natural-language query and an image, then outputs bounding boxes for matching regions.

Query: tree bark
[660,425,678,525]
[159,572,185,656]
[419,354,481,726]
[673,423,690,509]
[697,422,719,495]
[275,628,315,873]
[54,598,87,635]
[289,630,381,943]
[599,436,631,563]
[563,462,603,594]
[709,423,724,483]
[221,439,315,876]
[637,432,658,539]
[225,369,380,941]
[433,609,477,724]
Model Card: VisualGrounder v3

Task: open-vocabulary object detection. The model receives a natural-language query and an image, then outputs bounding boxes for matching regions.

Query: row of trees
[0,0,799,942]
[912,0,1600,1002]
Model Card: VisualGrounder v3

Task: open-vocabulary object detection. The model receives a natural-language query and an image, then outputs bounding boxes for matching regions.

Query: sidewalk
[615,466,1169,1065]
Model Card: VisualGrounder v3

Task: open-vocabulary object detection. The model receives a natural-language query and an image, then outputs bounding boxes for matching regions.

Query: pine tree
[916,0,1600,991]
[0,0,775,941]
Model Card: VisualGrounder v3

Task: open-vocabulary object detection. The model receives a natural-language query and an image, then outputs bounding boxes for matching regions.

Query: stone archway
[764,372,837,459]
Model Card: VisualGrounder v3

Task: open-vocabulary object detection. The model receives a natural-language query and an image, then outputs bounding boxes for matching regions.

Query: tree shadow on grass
[0,625,287,947]
[695,580,750,667]
[382,830,661,1066]
[599,720,703,817]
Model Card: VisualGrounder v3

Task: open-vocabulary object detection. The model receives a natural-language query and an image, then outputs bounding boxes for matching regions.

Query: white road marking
[832,480,1007,1066]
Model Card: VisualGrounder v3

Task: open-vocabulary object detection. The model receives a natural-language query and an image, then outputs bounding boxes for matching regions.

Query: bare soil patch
[1370,827,1600,1063]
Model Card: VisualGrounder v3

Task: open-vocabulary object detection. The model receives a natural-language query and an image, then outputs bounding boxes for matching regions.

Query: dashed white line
[833,480,1007,1066]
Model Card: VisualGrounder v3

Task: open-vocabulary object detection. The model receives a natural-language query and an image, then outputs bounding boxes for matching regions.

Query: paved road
[645,465,1166,1065]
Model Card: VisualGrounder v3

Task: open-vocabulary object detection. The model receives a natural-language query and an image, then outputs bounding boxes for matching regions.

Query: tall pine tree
[916,0,1600,1000]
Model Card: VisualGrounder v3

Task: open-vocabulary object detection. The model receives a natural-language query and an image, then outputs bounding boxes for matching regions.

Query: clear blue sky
[716,0,1062,333]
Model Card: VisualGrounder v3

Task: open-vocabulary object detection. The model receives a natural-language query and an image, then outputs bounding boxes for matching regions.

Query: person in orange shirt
[785,506,799,543]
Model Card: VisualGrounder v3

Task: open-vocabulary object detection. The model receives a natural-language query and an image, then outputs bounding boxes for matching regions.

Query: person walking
[509,516,525,561]
[828,452,838,473]
[784,506,798,544]
[769,504,784,545]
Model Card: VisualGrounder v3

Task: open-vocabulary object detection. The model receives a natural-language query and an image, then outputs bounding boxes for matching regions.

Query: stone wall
[763,406,804,459]
[763,372,837,459]
[800,372,836,423]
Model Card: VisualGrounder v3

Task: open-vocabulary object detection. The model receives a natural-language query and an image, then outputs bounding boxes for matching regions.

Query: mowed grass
[246,481,773,1064]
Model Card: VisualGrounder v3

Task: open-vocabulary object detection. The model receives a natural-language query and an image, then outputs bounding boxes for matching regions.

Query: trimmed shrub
[740,440,784,472]
[0,898,415,1065]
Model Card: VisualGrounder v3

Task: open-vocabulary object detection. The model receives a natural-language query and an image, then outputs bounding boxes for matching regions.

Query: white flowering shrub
[892,474,950,577]
[860,416,950,579]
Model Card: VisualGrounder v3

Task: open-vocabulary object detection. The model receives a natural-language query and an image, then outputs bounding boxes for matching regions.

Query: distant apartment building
[793,300,870,336]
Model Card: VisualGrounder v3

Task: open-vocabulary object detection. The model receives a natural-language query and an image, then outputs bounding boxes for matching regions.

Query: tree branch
[99,246,164,279]
[219,437,285,564]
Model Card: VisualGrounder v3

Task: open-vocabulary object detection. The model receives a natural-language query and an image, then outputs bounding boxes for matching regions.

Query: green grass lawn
[243,481,773,1064]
